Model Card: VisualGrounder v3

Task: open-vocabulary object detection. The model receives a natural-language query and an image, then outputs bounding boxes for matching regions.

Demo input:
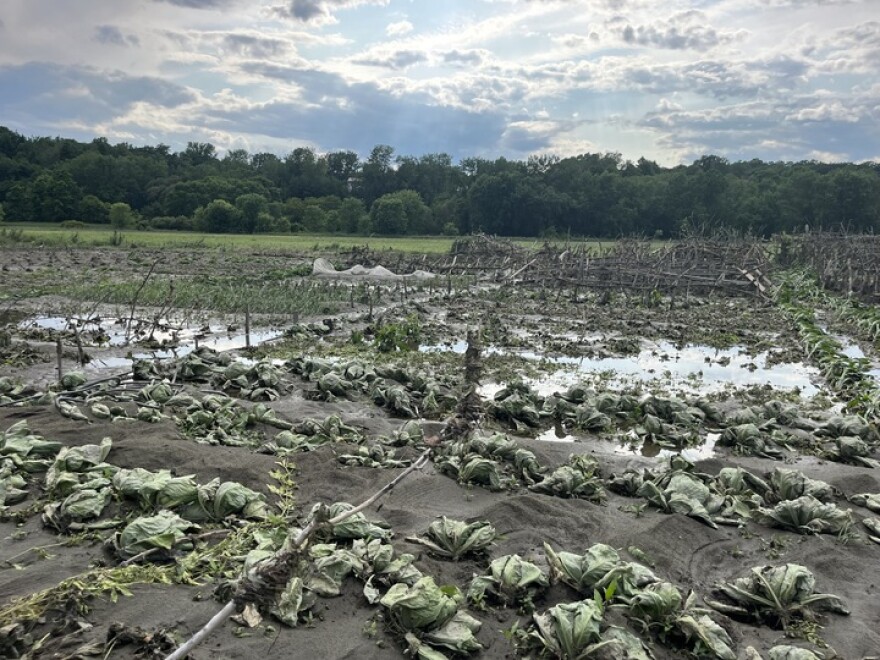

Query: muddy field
[1,243,880,660]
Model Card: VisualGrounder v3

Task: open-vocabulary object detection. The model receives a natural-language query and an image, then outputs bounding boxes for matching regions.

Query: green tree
[31,171,82,221]
[79,195,110,223]
[255,212,288,233]
[235,193,269,233]
[370,195,407,234]
[3,182,33,221]
[394,189,433,234]
[195,199,242,233]
[109,202,133,229]
[360,145,395,204]
[338,197,367,233]
[302,205,328,232]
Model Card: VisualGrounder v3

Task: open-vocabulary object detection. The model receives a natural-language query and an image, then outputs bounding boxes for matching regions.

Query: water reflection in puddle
[535,427,577,443]
[426,339,821,396]
[19,315,284,372]
[614,432,719,462]
[532,426,718,461]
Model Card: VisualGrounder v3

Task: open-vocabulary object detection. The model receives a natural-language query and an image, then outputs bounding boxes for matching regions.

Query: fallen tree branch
[164,448,431,660]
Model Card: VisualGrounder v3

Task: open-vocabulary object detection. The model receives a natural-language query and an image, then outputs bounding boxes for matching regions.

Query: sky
[0,0,878,166]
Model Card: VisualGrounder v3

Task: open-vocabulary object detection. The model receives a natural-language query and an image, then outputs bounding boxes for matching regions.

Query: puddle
[19,315,285,373]
[535,427,577,443]
[825,330,880,378]
[531,424,718,461]
[614,432,719,462]
[441,338,820,397]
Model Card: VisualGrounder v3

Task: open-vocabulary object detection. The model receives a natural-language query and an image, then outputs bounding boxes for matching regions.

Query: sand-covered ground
[2,244,880,660]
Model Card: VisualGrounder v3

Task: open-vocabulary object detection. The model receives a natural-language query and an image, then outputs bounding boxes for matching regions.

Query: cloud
[352,48,427,70]
[501,119,581,153]
[272,0,389,25]
[199,66,507,155]
[1,0,878,164]
[551,32,600,49]
[442,49,488,67]
[152,0,237,7]
[619,56,807,99]
[0,62,195,133]
[93,25,140,47]
[220,33,292,58]
[637,89,880,162]
[617,11,748,51]
[385,20,413,37]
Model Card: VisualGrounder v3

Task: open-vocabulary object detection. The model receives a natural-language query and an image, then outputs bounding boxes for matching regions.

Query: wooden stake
[245,302,251,349]
[56,338,63,385]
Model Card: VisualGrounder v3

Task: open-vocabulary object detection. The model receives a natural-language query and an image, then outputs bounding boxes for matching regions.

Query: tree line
[0,126,878,237]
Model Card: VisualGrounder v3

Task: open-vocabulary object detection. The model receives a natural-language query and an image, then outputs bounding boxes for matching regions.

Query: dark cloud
[353,49,427,70]
[443,50,485,67]
[152,0,236,8]
[272,0,386,24]
[500,123,568,152]
[0,62,194,133]
[93,25,140,47]
[621,56,804,99]
[221,34,290,58]
[618,12,746,51]
[638,94,880,162]
[209,63,506,156]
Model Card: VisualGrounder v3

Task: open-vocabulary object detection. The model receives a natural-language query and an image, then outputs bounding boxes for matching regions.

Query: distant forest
[1,126,878,237]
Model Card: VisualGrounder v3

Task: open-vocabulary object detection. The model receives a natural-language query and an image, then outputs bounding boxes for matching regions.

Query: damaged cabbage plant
[174,394,272,447]
[544,542,657,600]
[822,436,880,468]
[765,469,837,504]
[133,347,232,383]
[113,510,198,559]
[42,437,118,532]
[308,501,391,542]
[486,380,545,432]
[0,376,46,405]
[529,454,605,501]
[337,444,411,468]
[849,492,880,514]
[754,496,854,536]
[718,423,784,459]
[214,359,287,401]
[706,564,849,629]
[622,581,736,660]
[467,554,548,612]
[265,414,363,454]
[544,541,736,658]
[241,528,422,628]
[379,576,483,660]
[407,517,497,561]
[112,467,268,523]
[287,356,457,420]
[525,598,653,660]
[612,456,746,528]
[1,421,62,510]
[434,433,544,492]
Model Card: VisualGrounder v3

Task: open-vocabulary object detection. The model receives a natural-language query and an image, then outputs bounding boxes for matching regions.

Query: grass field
[1,223,626,253]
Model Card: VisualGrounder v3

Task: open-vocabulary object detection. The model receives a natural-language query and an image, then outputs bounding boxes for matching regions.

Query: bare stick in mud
[163,449,432,660]
[55,337,63,385]
[126,258,161,344]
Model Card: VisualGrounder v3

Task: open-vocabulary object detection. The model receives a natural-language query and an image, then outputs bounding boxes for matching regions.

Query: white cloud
[385,19,413,36]
[272,0,390,25]
[616,11,749,51]
[0,0,878,164]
